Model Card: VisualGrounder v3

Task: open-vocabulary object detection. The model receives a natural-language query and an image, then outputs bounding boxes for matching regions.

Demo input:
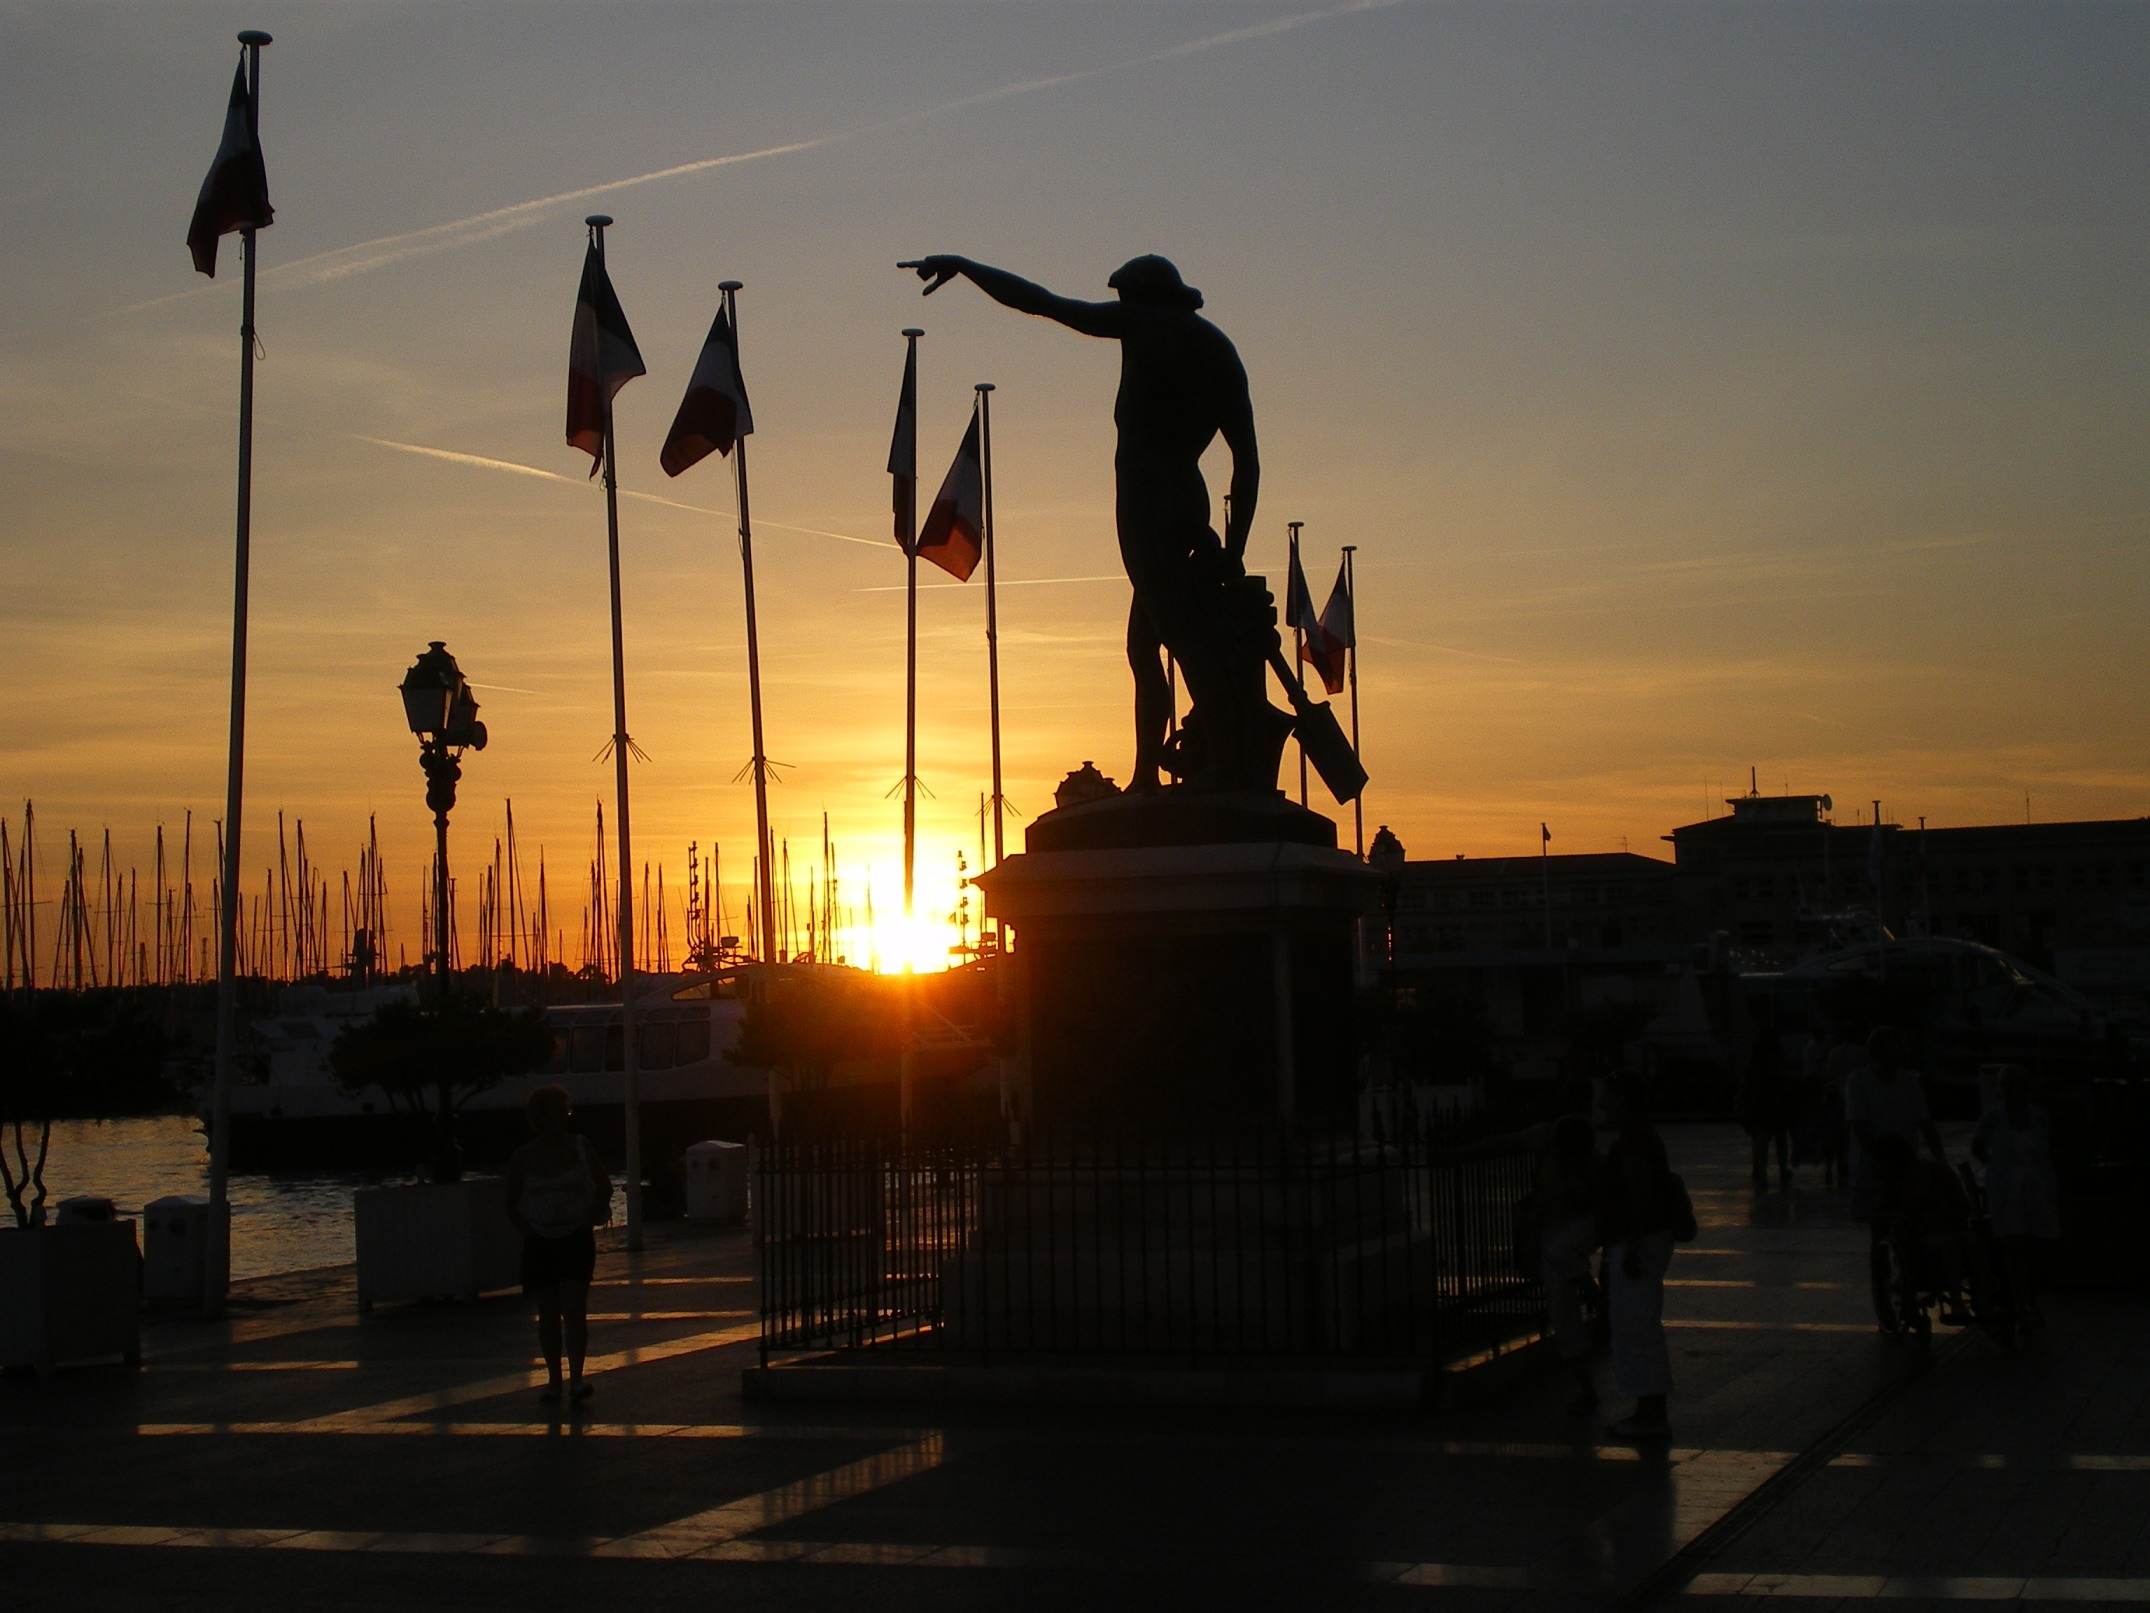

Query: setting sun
[838,860,974,975]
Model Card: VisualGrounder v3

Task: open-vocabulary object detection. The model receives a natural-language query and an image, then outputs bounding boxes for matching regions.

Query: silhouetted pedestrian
[1466,1098,1603,1415]
[1738,1026,1795,1189]
[505,1084,613,1404]
[1973,1066,2059,1329]
[1848,1026,1946,1328]
[1596,1071,1679,1440]
[1797,1036,1857,1189]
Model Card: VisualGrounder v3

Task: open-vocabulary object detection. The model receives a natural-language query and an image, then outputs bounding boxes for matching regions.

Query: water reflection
[36,1116,393,1281]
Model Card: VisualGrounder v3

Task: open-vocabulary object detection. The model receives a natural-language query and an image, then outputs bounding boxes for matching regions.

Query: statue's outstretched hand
[899,256,966,295]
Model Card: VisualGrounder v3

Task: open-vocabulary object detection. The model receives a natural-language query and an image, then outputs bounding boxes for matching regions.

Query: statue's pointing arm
[901,256,1123,338]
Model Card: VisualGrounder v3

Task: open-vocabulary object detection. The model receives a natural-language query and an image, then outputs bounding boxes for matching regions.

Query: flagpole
[586,215,644,1252]
[900,330,922,937]
[897,332,922,1139]
[1541,825,1553,950]
[977,384,1004,890]
[724,282,779,977]
[205,26,272,1315]
[1342,544,1362,858]
[1289,521,1307,809]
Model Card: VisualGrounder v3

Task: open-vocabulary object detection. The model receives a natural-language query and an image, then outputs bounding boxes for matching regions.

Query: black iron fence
[756,1126,1544,1369]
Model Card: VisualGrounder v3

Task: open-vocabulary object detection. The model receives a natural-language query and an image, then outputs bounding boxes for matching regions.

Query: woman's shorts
[521,1228,597,1294]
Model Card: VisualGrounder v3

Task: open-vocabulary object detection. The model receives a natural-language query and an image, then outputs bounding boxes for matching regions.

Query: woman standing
[505,1084,613,1404]
[1596,1071,1679,1440]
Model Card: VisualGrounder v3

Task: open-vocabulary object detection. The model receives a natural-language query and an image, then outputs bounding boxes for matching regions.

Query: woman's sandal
[538,1383,564,1405]
[570,1381,594,1403]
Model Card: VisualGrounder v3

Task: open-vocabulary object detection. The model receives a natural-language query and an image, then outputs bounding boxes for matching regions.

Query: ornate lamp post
[1368,825,1405,990]
[399,642,486,1180]
[1365,826,1407,1113]
[1368,825,1407,1078]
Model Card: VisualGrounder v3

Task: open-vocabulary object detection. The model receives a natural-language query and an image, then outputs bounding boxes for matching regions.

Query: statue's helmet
[1107,255,1203,311]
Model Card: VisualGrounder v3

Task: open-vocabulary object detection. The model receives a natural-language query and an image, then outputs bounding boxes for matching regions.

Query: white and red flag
[888,342,918,547]
[915,412,983,581]
[659,305,753,477]
[186,61,273,278]
[1307,556,1354,695]
[1284,542,1319,636]
[1286,544,1341,689]
[566,241,646,473]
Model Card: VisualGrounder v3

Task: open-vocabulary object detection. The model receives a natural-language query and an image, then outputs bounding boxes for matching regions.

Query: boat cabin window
[677,1014,710,1065]
[670,976,743,1001]
[544,1035,570,1075]
[642,1021,676,1070]
[569,1025,605,1074]
[605,1024,625,1071]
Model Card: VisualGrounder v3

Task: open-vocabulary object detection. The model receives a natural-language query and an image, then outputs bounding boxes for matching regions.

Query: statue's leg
[1133,564,1241,790]
[1127,600,1170,791]
[1117,470,1280,791]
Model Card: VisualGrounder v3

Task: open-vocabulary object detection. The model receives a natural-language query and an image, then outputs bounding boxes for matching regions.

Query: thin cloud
[357,436,893,550]
[856,575,1123,593]
[1364,633,1523,665]
[117,0,1411,314]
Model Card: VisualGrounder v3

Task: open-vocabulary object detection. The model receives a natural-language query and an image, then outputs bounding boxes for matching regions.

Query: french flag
[1306,556,1354,695]
[186,61,273,278]
[660,304,754,478]
[1287,544,1341,691]
[887,341,918,545]
[916,412,983,582]
[565,241,646,472]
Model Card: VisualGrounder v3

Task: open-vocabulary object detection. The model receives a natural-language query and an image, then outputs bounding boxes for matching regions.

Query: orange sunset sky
[3,0,2145,972]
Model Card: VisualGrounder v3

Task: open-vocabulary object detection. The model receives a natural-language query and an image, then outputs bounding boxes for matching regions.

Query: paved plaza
[4,1125,2145,1610]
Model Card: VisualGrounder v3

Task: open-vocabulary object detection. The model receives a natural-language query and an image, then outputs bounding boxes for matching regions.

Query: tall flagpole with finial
[202,27,274,1314]
[723,282,780,976]
[1342,543,1362,857]
[890,332,924,1135]
[894,331,923,938]
[584,215,645,1251]
[977,384,1005,897]
[1288,520,1308,808]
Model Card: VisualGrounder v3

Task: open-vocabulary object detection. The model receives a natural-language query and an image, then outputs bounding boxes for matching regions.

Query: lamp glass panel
[401,681,451,736]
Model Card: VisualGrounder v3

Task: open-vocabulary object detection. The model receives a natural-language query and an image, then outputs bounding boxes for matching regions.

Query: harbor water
[30,1115,393,1282]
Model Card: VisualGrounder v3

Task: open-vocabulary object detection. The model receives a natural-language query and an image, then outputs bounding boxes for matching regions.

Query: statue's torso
[1111,307,1242,467]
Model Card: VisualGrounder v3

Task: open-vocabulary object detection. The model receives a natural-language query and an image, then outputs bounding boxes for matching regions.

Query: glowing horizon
[3,1,2143,990]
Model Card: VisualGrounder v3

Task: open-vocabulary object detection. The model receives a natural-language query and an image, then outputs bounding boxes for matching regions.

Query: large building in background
[1666,793,2150,988]
[1379,793,2150,1092]
[1393,850,1676,956]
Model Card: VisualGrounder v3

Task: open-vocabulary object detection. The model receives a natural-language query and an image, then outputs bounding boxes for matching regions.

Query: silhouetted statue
[903,253,1293,794]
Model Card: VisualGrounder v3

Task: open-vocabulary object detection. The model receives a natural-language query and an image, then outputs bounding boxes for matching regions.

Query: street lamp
[399,642,486,1178]
[1368,825,1406,988]
[1367,826,1407,1114]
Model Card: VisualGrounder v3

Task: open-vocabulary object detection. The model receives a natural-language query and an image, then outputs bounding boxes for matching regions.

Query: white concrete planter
[353,1177,521,1313]
[0,1222,142,1372]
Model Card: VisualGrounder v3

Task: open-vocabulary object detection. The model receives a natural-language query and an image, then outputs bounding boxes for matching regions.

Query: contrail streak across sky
[357,436,894,550]
[119,0,1410,314]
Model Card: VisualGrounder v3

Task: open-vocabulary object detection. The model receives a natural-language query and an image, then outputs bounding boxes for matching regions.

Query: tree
[729,968,905,1136]
[330,996,552,1182]
[0,993,174,1228]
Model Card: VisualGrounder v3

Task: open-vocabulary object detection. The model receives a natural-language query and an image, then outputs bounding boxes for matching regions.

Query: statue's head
[1108,255,1203,311]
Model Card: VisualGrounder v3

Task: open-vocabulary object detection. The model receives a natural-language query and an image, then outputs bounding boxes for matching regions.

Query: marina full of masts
[0,798,871,994]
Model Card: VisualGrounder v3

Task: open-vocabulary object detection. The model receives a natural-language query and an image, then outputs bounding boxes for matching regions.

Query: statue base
[974,789,1379,1132]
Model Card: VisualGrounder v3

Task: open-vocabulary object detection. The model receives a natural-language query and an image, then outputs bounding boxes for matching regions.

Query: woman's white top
[521,1143,597,1239]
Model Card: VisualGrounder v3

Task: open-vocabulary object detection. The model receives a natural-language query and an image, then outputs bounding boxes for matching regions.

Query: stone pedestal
[353,1177,520,1312]
[974,790,1380,1131]
[0,1222,142,1371]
